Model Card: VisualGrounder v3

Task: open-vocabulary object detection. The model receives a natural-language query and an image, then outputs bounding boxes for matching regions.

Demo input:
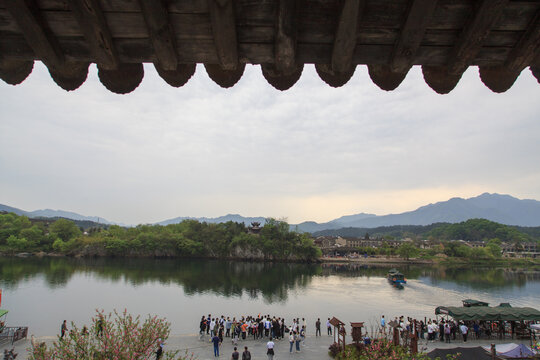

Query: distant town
[313,234,539,259]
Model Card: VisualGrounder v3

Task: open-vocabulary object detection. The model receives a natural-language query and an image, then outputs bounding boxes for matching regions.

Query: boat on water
[388,268,407,289]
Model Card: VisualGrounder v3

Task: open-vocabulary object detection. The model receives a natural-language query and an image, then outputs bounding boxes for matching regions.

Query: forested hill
[314,219,540,243]
[0,212,321,261]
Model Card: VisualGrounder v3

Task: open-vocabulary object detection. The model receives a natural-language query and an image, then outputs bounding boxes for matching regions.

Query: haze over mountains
[2,193,540,232]
[0,203,117,224]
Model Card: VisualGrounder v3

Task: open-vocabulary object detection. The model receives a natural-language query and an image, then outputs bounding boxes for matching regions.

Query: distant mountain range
[294,193,540,232]
[2,193,540,232]
[0,204,117,225]
[157,214,267,227]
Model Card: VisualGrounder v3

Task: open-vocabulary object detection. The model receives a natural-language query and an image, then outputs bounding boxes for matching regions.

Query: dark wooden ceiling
[1,0,539,94]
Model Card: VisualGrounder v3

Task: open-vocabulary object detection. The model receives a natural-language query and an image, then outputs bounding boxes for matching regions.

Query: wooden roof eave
[0,0,539,94]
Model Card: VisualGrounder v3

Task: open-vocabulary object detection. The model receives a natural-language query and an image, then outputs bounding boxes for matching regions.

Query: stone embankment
[321,256,434,265]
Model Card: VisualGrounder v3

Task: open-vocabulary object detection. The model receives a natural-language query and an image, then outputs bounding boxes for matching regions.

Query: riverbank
[4,252,539,268]
[4,332,536,360]
[320,255,540,267]
[321,256,433,265]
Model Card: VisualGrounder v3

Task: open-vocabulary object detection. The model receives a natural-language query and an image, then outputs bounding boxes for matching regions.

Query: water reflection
[0,257,538,301]
[0,257,321,302]
[320,263,536,290]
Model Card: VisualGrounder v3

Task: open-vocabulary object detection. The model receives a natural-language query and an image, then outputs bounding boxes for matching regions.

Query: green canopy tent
[435,306,540,322]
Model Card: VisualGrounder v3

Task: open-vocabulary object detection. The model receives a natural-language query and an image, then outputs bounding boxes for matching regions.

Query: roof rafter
[262,0,303,90]
[448,0,509,76]
[332,0,363,74]
[5,0,64,69]
[137,0,178,72]
[391,0,438,74]
[369,0,438,91]
[423,0,508,94]
[480,8,540,93]
[5,0,89,91]
[208,0,239,71]
[69,0,119,70]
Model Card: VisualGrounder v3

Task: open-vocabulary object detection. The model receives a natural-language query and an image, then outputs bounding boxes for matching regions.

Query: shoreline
[1,252,539,268]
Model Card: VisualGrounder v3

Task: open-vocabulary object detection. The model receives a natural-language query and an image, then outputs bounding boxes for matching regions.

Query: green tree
[49,219,81,242]
[6,235,30,251]
[397,242,419,260]
[486,243,502,258]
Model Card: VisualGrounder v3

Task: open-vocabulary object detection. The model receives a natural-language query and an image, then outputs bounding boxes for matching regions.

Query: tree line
[0,212,321,261]
[315,218,540,244]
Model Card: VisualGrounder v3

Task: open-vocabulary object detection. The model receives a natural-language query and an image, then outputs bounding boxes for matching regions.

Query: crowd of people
[382,315,502,344]
[199,314,335,358]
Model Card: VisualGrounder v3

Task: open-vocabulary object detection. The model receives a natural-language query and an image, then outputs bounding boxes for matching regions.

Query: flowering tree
[29,309,191,360]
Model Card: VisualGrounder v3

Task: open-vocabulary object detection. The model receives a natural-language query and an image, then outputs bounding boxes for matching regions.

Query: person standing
[460,322,468,342]
[242,346,251,360]
[155,340,163,360]
[212,333,221,357]
[231,346,239,360]
[444,323,451,343]
[295,331,301,352]
[289,331,295,353]
[200,316,207,339]
[60,320,68,339]
[226,317,232,337]
[315,318,321,336]
[327,318,332,336]
[381,315,386,334]
[266,337,275,360]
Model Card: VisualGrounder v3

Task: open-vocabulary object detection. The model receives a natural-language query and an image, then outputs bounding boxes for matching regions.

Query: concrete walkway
[2,332,535,359]
[2,333,336,359]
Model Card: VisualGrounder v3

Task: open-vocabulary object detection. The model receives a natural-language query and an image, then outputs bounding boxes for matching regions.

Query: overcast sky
[1,62,539,225]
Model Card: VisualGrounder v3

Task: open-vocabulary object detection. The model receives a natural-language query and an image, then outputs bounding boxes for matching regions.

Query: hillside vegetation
[0,212,320,261]
[315,219,540,243]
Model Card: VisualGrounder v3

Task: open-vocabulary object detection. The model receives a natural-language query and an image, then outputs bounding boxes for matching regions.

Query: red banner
[0,289,2,307]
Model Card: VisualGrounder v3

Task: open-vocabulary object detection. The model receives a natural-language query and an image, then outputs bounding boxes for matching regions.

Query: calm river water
[1,257,539,336]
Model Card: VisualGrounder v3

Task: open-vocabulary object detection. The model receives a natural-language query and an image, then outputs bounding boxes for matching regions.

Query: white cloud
[1,62,539,224]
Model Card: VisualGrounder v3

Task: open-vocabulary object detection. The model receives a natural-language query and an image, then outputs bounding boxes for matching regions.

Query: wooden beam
[505,9,540,73]
[154,63,196,87]
[447,0,508,75]
[137,0,178,71]
[0,59,34,85]
[208,0,238,71]
[532,66,540,83]
[4,0,64,69]
[98,63,144,94]
[479,9,540,93]
[368,64,408,91]
[479,66,518,93]
[315,63,356,88]
[331,0,363,74]
[274,0,299,74]
[391,0,438,73]
[422,65,462,94]
[49,61,89,91]
[204,63,245,88]
[532,53,540,83]
[69,0,119,70]
[261,63,303,91]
